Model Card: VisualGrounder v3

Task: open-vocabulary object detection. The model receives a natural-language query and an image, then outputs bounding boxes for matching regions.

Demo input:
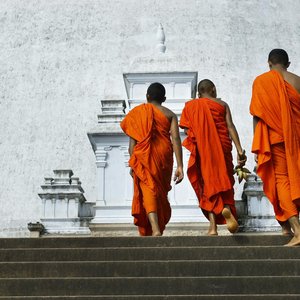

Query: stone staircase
[0,235,300,299]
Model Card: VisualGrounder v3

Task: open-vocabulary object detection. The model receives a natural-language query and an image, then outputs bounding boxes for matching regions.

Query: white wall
[0,0,299,235]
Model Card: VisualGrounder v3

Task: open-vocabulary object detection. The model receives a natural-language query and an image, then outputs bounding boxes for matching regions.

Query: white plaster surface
[0,0,300,236]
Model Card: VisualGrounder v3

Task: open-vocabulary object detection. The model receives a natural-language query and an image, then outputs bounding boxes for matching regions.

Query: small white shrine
[38,170,93,234]
[241,173,278,231]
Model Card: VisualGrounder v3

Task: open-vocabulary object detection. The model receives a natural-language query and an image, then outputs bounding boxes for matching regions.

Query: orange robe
[180,98,237,224]
[250,70,300,222]
[120,103,173,236]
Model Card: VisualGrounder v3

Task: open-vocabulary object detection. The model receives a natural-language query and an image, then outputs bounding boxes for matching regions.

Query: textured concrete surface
[0,0,299,236]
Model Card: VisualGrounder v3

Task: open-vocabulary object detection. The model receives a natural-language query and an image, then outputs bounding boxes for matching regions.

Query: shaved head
[268,49,289,68]
[198,79,216,97]
[147,82,166,103]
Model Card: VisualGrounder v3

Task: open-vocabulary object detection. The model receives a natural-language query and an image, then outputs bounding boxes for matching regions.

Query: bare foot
[152,231,162,237]
[282,229,294,236]
[148,212,161,237]
[222,207,239,233]
[281,222,293,236]
[207,230,218,236]
[284,235,300,247]
[208,212,218,236]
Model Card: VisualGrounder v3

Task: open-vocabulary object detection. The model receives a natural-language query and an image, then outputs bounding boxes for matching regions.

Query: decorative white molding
[100,99,126,115]
[123,72,198,105]
[97,99,127,124]
[103,146,113,151]
[97,114,125,123]
[71,177,81,185]
[95,149,108,168]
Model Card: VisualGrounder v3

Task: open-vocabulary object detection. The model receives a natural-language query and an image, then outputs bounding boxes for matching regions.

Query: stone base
[41,218,92,235]
[29,231,41,238]
[91,205,207,224]
[239,216,280,232]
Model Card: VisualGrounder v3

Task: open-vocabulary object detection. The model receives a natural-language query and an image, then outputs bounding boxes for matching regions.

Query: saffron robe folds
[120,103,173,235]
[250,70,300,221]
[180,98,236,224]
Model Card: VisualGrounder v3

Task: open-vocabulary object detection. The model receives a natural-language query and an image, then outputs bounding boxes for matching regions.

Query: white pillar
[170,81,175,99]
[95,147,108,206]
[129,83,134,99]
[90,146,110,223]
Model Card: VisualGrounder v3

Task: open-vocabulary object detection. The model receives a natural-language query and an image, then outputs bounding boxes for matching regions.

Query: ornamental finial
[156,23,166,53]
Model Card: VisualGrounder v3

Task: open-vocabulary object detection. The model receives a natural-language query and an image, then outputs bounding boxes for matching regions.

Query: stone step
[0,246,299,262]
[1,277,300,296]
[0,235,291,248]
[1,236,297,298]
[1,296,300,300]
[0,259,299,278]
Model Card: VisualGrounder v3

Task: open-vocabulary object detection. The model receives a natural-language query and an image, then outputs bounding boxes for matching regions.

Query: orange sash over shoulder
[250,70,300,221]
[180,98,236,224]
[120,103,173,236]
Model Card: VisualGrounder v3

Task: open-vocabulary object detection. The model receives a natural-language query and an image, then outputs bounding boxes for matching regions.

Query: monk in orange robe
[120,82,184,236]
[250,49,300,246]
[180,79,246,235]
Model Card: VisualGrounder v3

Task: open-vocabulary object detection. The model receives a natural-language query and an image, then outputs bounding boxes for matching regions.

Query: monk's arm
[128,137,137,156]
[170,115,184,184]
[253,116,259,133]
[128,137,137,177]
[253,116,260,163]
[225,104,247,166]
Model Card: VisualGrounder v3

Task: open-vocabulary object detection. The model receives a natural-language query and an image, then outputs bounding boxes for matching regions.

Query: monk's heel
[222,207,239,233]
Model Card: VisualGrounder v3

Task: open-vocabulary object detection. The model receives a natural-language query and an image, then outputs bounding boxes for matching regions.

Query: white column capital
[95,148,109,168]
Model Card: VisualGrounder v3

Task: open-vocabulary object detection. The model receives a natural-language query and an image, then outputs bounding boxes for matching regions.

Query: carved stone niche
[123,72,198,116]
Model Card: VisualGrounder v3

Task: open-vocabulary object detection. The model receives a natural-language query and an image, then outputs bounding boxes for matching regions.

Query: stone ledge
[89,222,242,237]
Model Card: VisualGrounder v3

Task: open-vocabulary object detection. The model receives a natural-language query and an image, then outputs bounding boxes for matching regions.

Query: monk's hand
[237,149,247,167]
[174,166,184,184]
